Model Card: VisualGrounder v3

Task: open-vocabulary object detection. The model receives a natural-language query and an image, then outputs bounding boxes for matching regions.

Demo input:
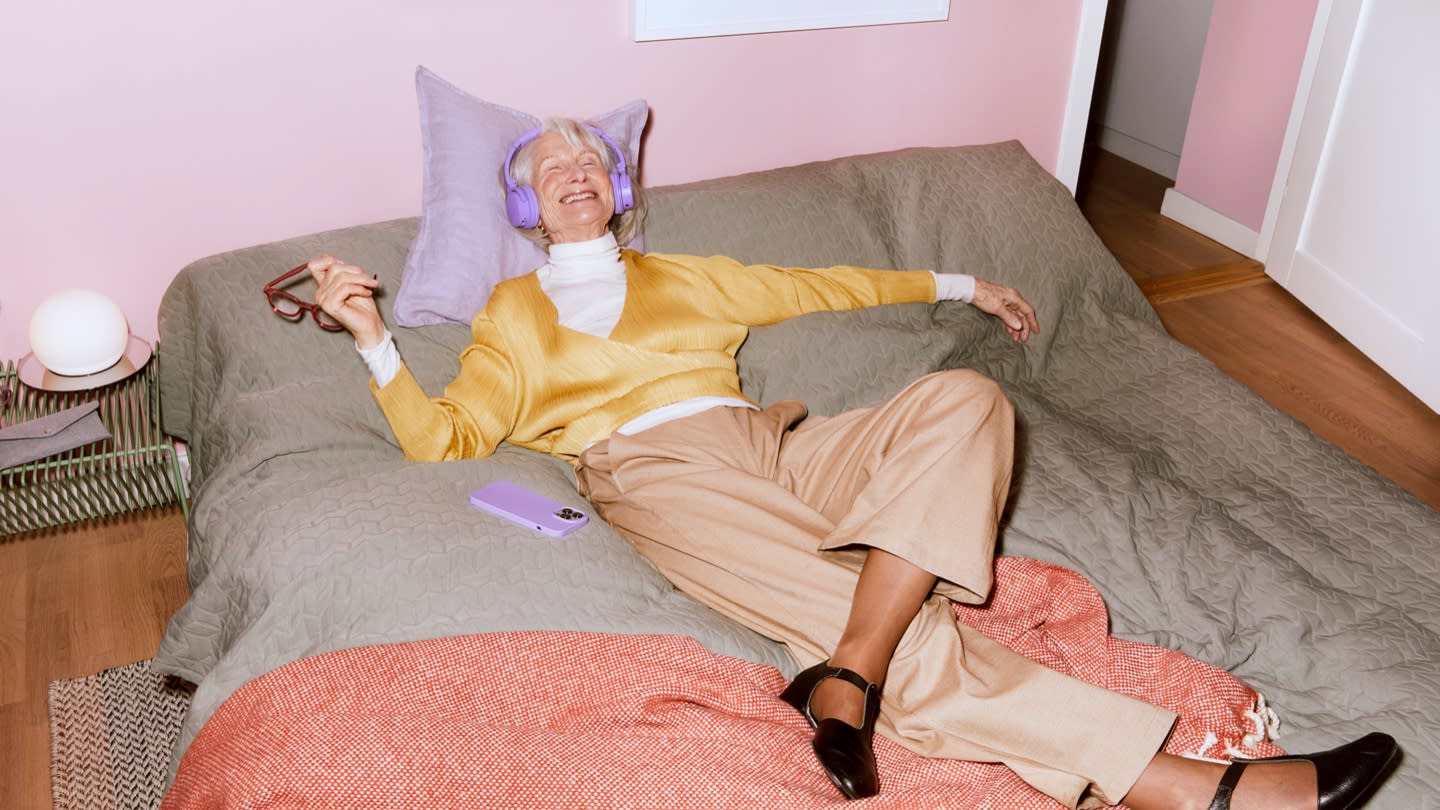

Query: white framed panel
[633,0,950,42]
[1264,0,1439,411]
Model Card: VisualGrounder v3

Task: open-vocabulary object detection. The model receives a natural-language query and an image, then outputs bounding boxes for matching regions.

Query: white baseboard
[1096,128,1181,179]
[1161,188,1260,259]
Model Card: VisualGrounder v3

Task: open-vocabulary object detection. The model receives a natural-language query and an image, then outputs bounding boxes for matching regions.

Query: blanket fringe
[1241,692,1282,747]
[1184,731,1229,764]
[1249,691,1284,743]
[1182,693,1282,763]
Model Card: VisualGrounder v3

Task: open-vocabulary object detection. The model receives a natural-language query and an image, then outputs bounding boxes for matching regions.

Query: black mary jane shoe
[779,660,883,800]
[1206,731,1400,810]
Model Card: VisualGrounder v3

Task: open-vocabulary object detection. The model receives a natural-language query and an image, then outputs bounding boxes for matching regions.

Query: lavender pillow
[394,66,649,327]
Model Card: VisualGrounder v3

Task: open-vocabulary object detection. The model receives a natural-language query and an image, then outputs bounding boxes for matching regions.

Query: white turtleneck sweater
[360,233,975,436]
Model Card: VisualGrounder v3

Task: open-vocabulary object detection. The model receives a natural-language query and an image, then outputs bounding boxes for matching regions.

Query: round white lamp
[28,289,131,376]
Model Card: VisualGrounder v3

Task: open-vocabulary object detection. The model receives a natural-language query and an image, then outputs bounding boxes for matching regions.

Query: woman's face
[528,131,615,244]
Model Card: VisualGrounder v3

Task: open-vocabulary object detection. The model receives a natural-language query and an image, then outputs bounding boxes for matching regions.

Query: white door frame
[1255,0,1342,264]
[1056,0,1110,194]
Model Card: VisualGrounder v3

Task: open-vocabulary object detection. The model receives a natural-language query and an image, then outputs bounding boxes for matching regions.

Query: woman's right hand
[308,254,386,348]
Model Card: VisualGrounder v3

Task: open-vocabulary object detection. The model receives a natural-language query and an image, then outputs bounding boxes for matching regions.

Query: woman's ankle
[1123,752,1316,810]
[808,676,868,728]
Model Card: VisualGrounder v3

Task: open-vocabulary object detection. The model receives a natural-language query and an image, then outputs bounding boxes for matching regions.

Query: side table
[0,350,189,536]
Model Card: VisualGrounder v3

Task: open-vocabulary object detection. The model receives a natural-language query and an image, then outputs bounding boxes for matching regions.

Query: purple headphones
[503,124,635,229]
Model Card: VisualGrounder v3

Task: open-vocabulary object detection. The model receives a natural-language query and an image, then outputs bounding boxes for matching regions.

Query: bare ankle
[825,644,888,689]
[1124,753,1316,810]
[809,675,867,728]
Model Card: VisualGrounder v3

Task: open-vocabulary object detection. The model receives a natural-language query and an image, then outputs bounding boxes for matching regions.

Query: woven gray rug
[48,660,192,810]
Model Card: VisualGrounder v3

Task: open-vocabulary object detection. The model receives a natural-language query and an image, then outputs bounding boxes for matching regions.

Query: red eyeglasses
[264,263,344,331]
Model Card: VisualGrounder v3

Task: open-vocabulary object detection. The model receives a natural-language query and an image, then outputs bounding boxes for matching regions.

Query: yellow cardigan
[372,250,936,462]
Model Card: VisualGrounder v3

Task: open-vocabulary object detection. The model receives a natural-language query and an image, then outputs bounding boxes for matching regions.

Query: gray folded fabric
[0,402,111,470]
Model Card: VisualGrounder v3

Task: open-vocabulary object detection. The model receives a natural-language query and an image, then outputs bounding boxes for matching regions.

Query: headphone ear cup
[506,185,541,229]
[611,171,634,215]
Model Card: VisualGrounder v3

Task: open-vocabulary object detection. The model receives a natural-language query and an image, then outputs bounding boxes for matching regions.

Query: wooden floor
[1,506,189,810]
[2,149,1436,810]
[1076,148,1440,509]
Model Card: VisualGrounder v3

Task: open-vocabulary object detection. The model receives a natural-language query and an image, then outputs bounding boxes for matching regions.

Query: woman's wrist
[354,322,387,350]
[356,329,400,387]
[931,272,976,304]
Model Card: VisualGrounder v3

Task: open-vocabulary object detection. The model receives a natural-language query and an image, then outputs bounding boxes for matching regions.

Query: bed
[152,141,1439,807]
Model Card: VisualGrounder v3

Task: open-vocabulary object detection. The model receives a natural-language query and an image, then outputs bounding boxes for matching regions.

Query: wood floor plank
[0,541,27,707]
[0,702,45,810]
[0,506,188,810]
[1135,260,1269,303]
[1154,280,1440,508]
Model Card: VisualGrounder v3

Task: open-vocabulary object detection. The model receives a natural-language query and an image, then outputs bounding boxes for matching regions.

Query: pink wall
[1173,0,1319,231]
[0,1,1082,360]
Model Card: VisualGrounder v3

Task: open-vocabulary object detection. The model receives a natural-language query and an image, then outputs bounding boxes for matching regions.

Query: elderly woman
[309,118,1396,810]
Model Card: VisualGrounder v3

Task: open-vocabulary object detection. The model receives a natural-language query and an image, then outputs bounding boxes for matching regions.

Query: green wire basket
[0,356,189,536]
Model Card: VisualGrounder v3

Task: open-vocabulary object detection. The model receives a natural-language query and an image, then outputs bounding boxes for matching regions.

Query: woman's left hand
[971,279,1041,343]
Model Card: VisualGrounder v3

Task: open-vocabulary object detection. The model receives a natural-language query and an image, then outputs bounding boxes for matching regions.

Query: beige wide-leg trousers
[575,370,1176,808]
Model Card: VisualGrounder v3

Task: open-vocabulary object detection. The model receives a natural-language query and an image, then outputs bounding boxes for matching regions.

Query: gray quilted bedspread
[154,141,1439,805]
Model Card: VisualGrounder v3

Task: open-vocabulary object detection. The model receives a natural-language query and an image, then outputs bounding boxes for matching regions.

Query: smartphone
[468,480,589,537]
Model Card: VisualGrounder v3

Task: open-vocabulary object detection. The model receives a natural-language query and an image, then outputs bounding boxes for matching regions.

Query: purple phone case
[468,480,589,537]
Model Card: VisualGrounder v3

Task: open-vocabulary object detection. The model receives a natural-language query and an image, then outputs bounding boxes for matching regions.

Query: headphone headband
[503,123,634,229]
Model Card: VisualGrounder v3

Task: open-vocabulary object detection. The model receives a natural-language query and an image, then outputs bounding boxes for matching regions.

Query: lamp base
[18,336,152,392]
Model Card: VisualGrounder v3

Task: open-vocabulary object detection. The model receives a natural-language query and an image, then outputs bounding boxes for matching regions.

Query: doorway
[1087,0,1214,182]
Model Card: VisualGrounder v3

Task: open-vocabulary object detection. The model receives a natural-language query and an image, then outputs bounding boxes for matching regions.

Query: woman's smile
[530,131,615,243]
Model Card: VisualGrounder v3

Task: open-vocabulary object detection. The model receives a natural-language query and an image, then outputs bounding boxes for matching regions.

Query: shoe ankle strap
[821,665,882,722]
[1206,761,1247,810]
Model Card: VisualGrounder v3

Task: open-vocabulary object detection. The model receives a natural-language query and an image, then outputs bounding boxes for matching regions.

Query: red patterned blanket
[163,558,1282,808]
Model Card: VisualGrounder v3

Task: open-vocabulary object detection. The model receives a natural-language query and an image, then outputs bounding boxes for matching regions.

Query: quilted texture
[164,559,1283,809]
[155,141,1440,805]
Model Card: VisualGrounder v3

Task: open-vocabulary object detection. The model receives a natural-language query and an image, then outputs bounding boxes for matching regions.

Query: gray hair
[505,117,646,249]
